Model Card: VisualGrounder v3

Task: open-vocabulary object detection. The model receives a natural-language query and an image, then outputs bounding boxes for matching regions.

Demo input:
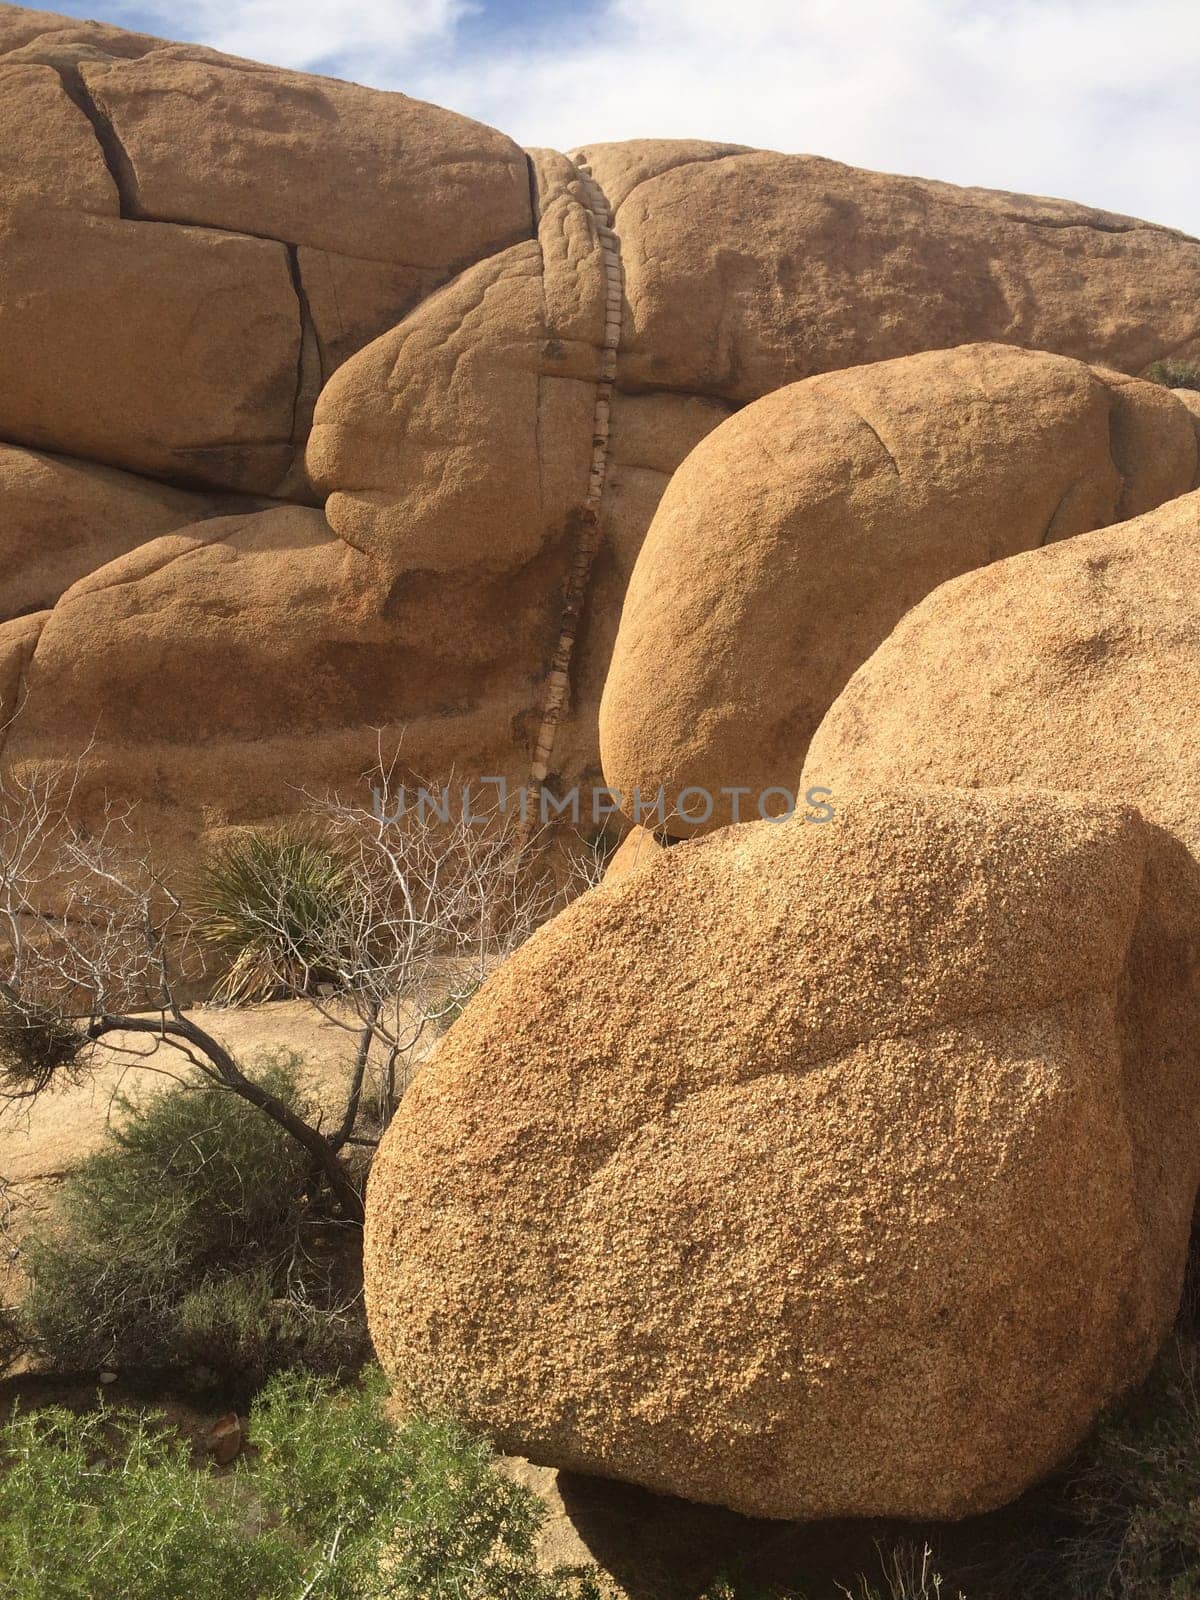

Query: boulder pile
[4,2,1200,853]
[5,0,1200,1527]
[599,345,1200,832]
[802,489,1200,860]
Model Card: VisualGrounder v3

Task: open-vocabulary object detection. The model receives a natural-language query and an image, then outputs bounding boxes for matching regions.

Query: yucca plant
[192,828,351,1003]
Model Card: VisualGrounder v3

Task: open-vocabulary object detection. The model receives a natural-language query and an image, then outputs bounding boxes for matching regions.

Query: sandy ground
[0,998,391,1186]
[0,997,410,1307]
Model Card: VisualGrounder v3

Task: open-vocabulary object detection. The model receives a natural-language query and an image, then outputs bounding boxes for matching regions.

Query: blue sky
[41,0,1200,235]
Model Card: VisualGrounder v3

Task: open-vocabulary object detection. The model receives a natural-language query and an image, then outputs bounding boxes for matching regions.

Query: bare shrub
[0,752,601,1222]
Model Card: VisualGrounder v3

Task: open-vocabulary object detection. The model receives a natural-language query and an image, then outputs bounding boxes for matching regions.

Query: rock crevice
[52,62,136,216]
[527,157,625,790]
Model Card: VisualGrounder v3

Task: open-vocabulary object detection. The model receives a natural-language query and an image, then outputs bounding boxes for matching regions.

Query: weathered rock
[0,60,116,213]
[601,825,663,884]
[0,5,163,55]
[0,207,301,493]
[1173,385,1200,438]
[206,1413,243,1466]
[1,507,391,858]
[578,142,1200,402]
[309,148,603,578]
[297,248,439,378]
[0,610,48,729]
[365,790,1200,1520]
[0,444,257,621]
[0,502,565,864]
[7,6,1200,847]
[600,345,1199,832]
[79,51,531,269]
[803,490,1200,861]
[307,150,736,801]
[0,6,534,492]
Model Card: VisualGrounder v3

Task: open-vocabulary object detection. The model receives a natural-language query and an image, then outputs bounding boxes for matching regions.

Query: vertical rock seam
[526,160,623,791]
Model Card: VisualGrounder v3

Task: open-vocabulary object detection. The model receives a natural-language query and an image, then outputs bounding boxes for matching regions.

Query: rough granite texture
[803,489,1200,864]
[365,790,1200,1521]
[599,345,1200,833]
[5,4,1200,849]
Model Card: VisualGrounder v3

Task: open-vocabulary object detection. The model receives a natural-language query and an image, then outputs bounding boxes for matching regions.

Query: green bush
[1145,359,1200,392]
[0,1368,602,1600]
[0,1300,26,1375]
[0,1398,301,1600]
[192,826,351,1002]
[21,1056,364,1387]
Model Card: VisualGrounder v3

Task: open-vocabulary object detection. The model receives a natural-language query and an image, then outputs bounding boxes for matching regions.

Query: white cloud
[95,0,1200,234]
[99,0,470,74]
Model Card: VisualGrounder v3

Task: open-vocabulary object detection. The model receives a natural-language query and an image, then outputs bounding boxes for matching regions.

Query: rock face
[1,507,400,867]
[0,5,532,495]
[578,142,1200,401]
[803,490,1200,862]
[365,790,1200,1521]
[599,345,1200,832]
[601,825,663,884]
[0,445,259,622]
[6,2,1200,867]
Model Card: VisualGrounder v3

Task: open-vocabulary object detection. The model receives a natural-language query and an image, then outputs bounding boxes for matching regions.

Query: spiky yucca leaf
[191,828,351,1003]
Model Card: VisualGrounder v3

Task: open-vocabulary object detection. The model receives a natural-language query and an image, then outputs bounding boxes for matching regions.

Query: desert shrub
[1052,1335,1200,1599]
[21,1055,365,1387]
[0,1368,602,1600]
[0,1399,303,1600]
[252,1367,603,1599]
[1145,359,1200,392]
[0,1300,26,1374]
[192,826,351,1002]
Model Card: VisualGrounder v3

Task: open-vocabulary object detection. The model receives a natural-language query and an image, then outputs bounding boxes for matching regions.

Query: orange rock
[804,489,1200,862]
[364,790,1200,1520]
[0,444,258,622]
[580,141,1200,403]
[601,825,663,884]
[600,345,1199,833]
[206,1412,242,1466]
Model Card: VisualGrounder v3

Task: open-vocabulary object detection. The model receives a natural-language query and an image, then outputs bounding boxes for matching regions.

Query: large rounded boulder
[803,489,1200,861]
[600,344,1200,833]
[365,789,1200,1521]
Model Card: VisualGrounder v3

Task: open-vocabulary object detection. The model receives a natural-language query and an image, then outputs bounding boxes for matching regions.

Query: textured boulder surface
[5,2,1200,853]
[601,824,664,884]
[0,4,531,496]
[577,141,1200,402]
[803,490,1200,861]
[0,504,496,872]
[0,445,263,622]
[599,344,1200,833]
[365,790,1200,1521]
